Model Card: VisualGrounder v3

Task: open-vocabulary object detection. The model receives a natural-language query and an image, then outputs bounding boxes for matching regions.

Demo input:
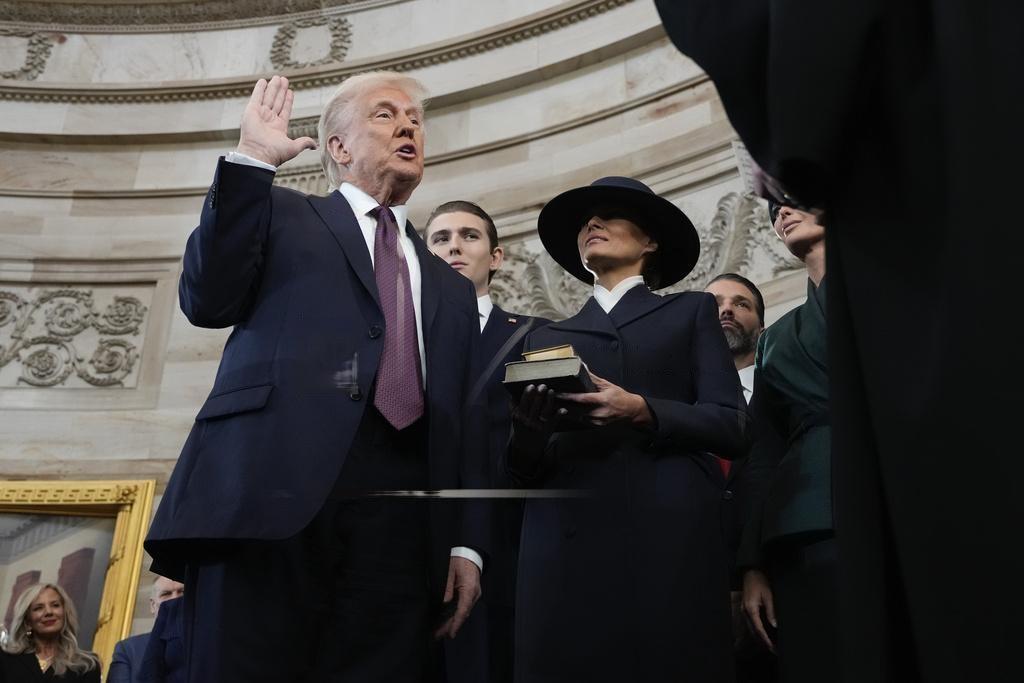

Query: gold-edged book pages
[520,343,576,362]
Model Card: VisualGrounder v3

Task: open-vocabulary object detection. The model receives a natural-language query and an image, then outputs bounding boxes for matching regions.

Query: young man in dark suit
[425,201,548,683]
[145,73,487,682]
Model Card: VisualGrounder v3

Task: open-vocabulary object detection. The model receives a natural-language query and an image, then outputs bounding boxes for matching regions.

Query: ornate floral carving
[0,288,147,389]
[0,28,53,81]
[95,296,147,335]
[270,16,353,71]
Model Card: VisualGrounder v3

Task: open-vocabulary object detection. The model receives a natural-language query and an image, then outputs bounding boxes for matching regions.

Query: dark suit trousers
[765,536,838,683]
[183,408,439,683]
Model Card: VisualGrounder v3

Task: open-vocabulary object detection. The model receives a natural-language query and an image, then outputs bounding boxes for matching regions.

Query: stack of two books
[502,344,596,429]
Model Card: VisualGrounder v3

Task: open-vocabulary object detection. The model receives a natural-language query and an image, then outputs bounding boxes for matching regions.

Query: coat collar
[548,285,675,336]
[607,284,675,328]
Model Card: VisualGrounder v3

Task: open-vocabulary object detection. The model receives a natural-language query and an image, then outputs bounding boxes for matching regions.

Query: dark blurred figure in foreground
[654,2,1024,681]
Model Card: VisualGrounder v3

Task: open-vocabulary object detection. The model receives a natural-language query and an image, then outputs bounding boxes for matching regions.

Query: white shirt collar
[593,276,646,314]
[737,364,755,404]
[339,182,409,229]
[477,294,493,331]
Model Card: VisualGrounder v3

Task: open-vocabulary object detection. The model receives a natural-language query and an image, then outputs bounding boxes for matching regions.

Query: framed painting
[0,479,155,675]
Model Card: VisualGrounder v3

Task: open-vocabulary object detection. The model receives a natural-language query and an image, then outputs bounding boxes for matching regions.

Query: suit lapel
[306,192,380,311]
[607,285,673,329]
[481,303,510,355]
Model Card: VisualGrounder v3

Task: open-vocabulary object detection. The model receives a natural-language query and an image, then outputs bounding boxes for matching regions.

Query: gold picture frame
[0,479,155,676]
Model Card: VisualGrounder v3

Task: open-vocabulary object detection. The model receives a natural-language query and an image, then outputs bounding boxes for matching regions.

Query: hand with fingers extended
[558,370,652,428]
[433,556,482,640]
[236,75,318,167]
[742,568,777,653]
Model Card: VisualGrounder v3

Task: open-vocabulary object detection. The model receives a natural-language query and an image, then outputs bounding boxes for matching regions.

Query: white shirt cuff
[225,151,277,173]
[450,546,483,573]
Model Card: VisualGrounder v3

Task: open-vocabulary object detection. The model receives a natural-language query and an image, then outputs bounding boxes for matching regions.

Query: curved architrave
[0,0,637,103]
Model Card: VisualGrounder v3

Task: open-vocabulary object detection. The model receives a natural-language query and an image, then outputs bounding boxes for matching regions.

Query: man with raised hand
[146,73,486,682]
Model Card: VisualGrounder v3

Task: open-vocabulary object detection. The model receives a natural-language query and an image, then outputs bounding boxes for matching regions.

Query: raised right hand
[236,75,317,167]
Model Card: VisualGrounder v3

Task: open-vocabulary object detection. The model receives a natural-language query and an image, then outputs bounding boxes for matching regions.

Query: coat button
[611,340,620,350]
[564,526,577,539]
[368,325,383,339]
[723,490,734,500]
[349,389,362,401]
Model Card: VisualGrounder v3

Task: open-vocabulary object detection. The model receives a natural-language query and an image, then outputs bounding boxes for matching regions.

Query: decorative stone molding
[0,0,379,33]
[0,288,146,388]
[0,28,53,81]
[271,16,352,71]
[0,258,179,410]
[0,0,638,102]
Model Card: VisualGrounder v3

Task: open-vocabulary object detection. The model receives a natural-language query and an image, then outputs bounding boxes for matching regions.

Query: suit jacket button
[611,340,620,350]
[564,526,577,539]
[349,390,362,401]
[723,490,734,500]
[368,325,383,339]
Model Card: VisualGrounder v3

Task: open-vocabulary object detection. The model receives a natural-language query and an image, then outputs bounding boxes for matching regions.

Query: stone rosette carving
[0,288,147,388]
[490,191,802,319]
[0,28,53,81]
[271,16,353,71]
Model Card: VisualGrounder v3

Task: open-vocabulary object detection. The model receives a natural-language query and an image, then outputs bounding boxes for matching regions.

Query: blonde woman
[1,583,99,682]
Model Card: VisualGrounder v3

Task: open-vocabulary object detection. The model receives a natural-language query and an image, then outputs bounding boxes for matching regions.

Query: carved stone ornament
[270,16,353,71]
[0,28,53,81]
[0,288,147,388]
[489,192,802,320]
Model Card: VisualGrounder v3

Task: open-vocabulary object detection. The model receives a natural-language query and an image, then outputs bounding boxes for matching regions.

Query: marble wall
[0,0,807,635]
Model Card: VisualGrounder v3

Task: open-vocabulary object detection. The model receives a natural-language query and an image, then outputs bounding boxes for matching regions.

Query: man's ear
[327,134,350,166]
[643,239,659,255]
[489,246,505,274]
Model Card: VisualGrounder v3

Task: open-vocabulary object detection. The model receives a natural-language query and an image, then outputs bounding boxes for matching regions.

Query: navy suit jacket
[108,633,148,683]
[476,305,548,606]
[145,159,488,583]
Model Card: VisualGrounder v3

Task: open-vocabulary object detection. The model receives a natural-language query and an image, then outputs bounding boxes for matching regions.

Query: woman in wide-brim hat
[507,177,747,683]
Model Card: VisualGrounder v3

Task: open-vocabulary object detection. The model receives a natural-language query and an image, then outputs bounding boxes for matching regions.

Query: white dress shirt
[224,152,482,573]
[737,364,754,405]
[477,294,493,332]
[593,275,646,314]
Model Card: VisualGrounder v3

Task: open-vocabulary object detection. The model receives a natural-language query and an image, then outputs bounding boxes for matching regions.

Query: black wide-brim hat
[537,176,700,290]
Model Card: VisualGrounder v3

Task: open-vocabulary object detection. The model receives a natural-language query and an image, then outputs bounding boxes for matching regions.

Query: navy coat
[509,286,746,683]
[145,159,488,588]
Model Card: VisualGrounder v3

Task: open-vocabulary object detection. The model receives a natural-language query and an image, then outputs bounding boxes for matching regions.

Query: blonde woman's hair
[3,583,99,676]
[318,71,429,191]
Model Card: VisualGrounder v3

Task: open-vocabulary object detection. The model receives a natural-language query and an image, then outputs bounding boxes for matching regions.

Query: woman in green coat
[739,200,831,683]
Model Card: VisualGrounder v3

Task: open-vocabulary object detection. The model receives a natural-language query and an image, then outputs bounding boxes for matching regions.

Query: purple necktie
[370,206,424,429]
